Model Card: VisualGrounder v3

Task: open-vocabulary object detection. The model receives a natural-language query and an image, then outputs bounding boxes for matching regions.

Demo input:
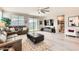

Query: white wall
[44,7,79,33]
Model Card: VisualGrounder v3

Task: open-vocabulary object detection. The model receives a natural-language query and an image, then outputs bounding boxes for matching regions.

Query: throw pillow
[23,27,27,31]
[10,28,15,32]
[0,33,7,42]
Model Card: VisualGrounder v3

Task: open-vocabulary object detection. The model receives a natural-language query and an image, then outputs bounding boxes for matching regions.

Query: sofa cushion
[0,34,6,42]
[0,31,7,42]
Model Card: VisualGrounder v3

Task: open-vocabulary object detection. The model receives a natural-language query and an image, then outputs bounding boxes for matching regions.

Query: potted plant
[1,17,11,27]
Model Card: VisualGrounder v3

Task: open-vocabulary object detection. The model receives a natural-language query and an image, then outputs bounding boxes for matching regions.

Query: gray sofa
[41,26,56,33]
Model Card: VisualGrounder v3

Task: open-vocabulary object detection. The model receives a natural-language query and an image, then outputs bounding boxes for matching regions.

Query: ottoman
[27,33,44,44]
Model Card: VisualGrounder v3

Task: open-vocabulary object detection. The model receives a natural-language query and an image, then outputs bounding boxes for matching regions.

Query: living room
[0,7,79,51]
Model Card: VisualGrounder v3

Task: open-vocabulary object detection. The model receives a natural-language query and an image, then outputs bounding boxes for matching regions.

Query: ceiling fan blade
[37,7,50,14]
[43,7,50,9]
[43,9,50,12]
[41,10,45,13]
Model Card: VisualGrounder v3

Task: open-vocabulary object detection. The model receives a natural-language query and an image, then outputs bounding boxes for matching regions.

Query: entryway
[57,15,65,33]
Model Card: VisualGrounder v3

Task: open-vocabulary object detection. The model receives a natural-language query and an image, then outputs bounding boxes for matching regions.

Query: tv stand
[65,29,79,37]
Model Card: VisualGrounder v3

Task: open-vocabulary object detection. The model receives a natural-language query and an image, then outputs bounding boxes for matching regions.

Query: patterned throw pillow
[10,28,15,32]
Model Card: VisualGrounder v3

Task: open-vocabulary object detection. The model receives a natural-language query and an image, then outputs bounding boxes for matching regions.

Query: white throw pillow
[0,34,6,42]
[0,31,7,42]
[23,27,27,30]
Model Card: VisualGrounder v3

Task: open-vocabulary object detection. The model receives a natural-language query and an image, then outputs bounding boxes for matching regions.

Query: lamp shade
[0,22,5,27]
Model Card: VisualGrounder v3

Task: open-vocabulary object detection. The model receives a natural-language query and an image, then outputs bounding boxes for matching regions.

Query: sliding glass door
[28,18,38,32]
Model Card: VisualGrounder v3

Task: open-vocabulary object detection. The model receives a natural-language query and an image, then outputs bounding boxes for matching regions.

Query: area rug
[21,35,51,51]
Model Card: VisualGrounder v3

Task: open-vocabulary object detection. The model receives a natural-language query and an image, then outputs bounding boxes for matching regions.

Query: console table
[65,29,79,37]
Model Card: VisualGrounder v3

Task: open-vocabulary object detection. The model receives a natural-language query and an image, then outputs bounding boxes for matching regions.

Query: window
[10,15,25,26]
[28,18,38,32]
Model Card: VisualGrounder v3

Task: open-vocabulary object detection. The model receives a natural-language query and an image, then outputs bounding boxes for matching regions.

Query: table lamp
[0,22,5,30]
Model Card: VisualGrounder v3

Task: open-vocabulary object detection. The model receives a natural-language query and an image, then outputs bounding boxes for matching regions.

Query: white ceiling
[2,7,79,18]
[2,7,41,16]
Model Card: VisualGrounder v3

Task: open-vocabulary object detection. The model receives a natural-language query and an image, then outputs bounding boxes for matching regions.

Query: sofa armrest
[0,39,22,51]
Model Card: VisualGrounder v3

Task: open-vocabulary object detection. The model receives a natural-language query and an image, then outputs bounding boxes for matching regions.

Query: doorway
[57,15,65,33]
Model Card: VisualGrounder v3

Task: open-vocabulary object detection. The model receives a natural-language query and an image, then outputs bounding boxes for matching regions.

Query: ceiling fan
[38,7,50,14]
